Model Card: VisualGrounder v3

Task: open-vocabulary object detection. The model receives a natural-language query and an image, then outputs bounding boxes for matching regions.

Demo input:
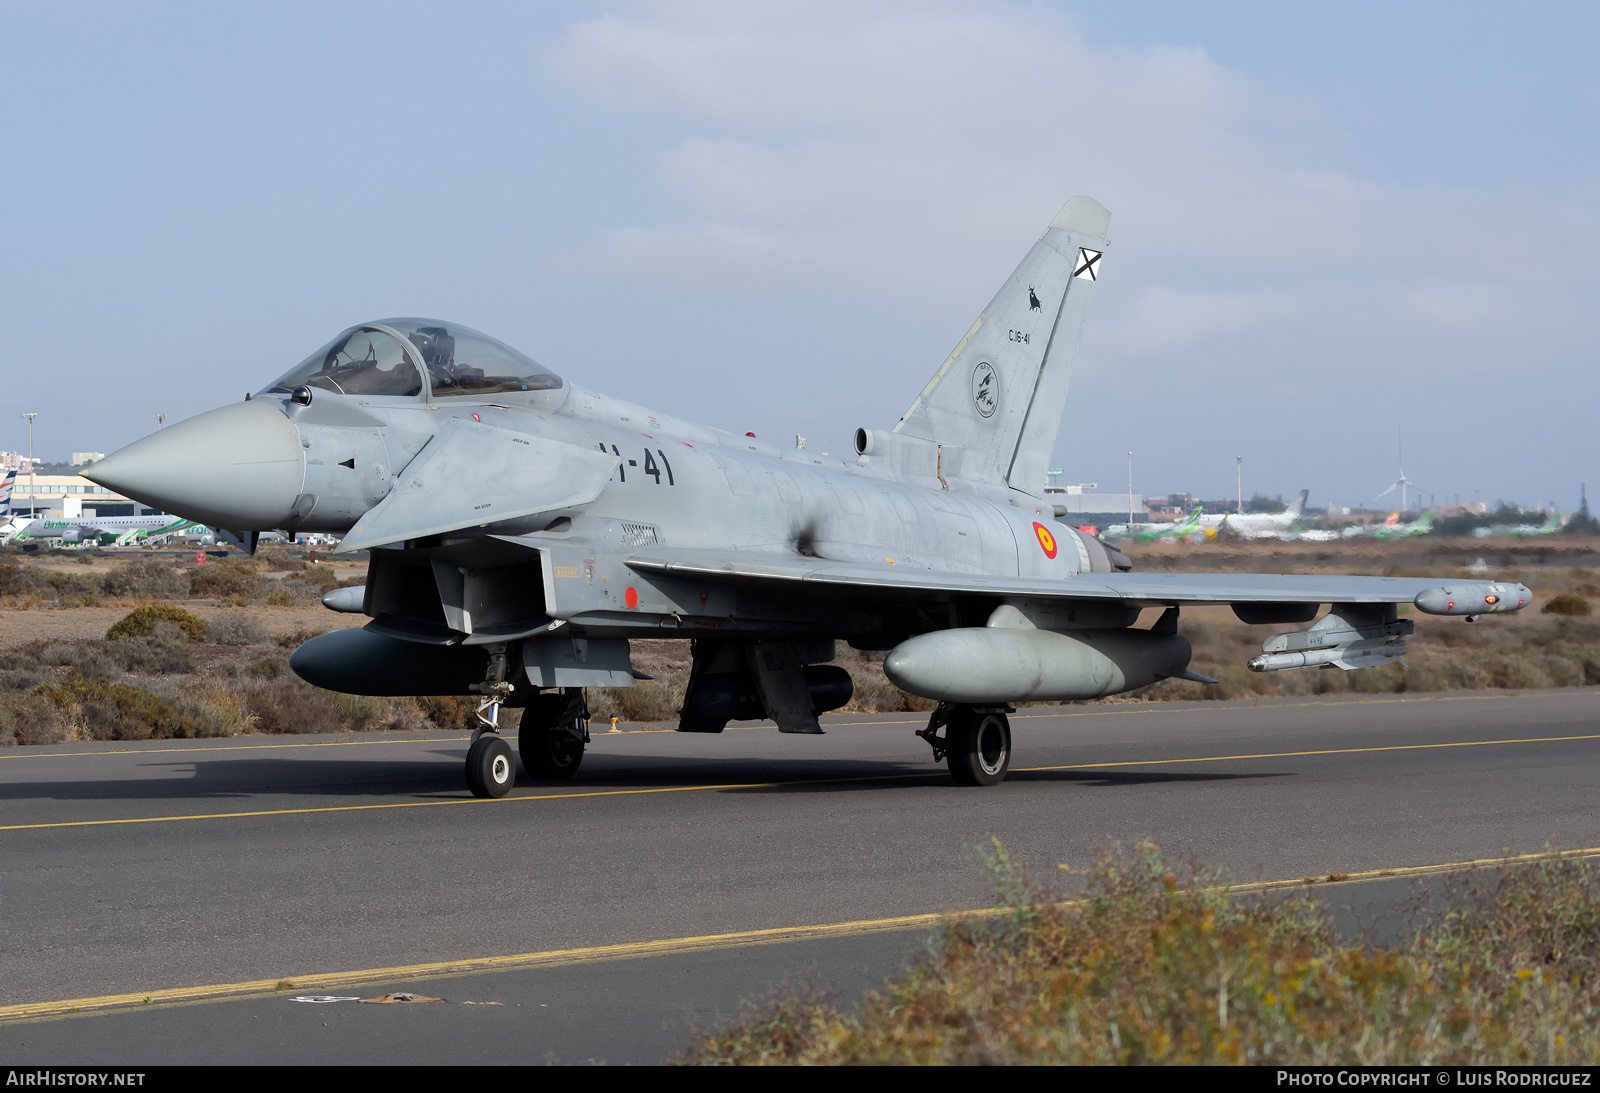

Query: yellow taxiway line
[1019,732,1600,773]
[5,844,1598,1024]
[4,732,1599,834]
[0,735,475,761]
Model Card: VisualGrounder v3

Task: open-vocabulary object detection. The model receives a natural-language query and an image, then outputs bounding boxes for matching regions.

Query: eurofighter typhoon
[83,198,1530,795]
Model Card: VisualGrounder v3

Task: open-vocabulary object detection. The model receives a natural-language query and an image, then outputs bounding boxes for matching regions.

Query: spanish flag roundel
[1032,521,1058,559]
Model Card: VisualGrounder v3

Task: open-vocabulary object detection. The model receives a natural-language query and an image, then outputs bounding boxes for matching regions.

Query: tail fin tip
[1050,196,1111,237]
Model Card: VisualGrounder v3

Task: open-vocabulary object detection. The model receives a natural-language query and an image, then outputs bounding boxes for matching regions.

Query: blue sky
[2,2,1594,511]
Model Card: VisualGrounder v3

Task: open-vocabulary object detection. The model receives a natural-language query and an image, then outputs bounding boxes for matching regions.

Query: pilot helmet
[408,326,456,371]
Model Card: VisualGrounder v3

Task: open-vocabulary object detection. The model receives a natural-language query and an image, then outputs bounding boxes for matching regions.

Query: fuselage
[294,383,1116,643]
[84,343,1121,648]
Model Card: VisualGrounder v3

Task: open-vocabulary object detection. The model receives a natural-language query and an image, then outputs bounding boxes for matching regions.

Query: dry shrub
[204,613,265,646]
[590,678,685,723]
[100,558,188,601]
[244,678,344,735]
[1,564,100,606]
[38,676,184,741]
[346,693,429,732]
[18,670,258,742]
[265,590,296,607]
[105,635,195,675]
[251,548,307,573]
[415,695,479,730]
[1427,624,1487,648]
[278,628,327,649]
[243,648,292,679]
[189,564,265,601]
[0,665,49,694]
[24,639,120,680]
[106,604,207,643]
[169,677,258,737]
[0,692,82,745]
[1481,652,1554,689]
[683,843,1600,1065]
[283,567,342,600]
[843,673,913,713]
[1543,593,1592,617]
[243,678,425,734]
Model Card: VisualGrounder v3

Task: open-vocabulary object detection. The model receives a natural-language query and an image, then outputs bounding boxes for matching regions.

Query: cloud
[542,0,1600,389]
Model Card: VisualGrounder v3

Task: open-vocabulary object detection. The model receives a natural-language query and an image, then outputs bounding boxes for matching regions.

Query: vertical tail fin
[894,197,1110,498]
[0,470,15,517]
[1286,489,1309,517]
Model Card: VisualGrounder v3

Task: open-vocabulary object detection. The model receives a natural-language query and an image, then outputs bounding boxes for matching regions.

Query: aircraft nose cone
[84,400,305,530]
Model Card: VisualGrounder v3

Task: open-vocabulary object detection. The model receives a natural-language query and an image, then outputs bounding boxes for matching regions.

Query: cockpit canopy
[265,318,562,401]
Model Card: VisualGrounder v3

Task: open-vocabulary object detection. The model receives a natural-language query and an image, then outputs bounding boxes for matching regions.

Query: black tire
[946,707,1011,787]
[465,734,515,798]
[518,705,586,780]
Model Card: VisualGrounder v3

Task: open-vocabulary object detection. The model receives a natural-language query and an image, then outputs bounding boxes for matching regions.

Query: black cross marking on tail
[1074,248,1102,280]
[1028,285,1042,311]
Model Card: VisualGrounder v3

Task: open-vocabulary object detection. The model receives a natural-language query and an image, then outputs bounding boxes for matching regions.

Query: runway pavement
[3,687,1599,1063]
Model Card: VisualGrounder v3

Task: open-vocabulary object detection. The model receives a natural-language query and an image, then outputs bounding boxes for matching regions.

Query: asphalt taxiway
[3,688,1599,1063]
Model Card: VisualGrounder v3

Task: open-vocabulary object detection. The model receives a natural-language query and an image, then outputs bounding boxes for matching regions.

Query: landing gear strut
[917,702,1012,787]
[519,688,588,780]
[465,645,517,799]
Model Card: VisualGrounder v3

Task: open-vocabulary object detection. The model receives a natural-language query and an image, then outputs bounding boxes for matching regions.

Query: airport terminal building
[1043,484,1147,530]
[8,475,161,519]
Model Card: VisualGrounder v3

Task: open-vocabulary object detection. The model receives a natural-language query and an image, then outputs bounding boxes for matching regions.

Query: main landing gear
[464,644,590,798]
[519,689,588,781]
[917,702,1012,786]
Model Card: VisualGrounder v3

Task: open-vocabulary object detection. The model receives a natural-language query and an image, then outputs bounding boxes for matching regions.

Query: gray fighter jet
[84,197,1530,795]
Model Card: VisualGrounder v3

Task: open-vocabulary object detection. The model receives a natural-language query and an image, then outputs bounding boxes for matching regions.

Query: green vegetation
[1543,594,1592,617]
[105,604,207,643]
[188,563,266,603]
[682,843,1600,1065]
[0,561,100,606]
[98,557,189,601]
[1,551,358,607]
[2,672,255,743]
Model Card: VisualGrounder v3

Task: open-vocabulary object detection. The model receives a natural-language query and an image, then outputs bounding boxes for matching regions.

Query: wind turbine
[1370,428,1430,513]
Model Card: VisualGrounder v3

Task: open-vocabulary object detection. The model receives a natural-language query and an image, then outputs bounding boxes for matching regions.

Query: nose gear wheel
[465,734,515,798]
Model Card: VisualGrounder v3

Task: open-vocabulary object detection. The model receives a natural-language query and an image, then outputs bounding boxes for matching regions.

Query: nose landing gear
[462,645,589,796]
[465,646,517,799]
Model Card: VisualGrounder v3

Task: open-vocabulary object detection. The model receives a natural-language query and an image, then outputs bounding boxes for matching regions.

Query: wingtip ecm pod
[1414,583,1532,616]
[1049,195,1111,238]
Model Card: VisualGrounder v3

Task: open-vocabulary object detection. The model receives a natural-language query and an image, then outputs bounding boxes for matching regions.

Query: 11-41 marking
[600,444,675,485]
